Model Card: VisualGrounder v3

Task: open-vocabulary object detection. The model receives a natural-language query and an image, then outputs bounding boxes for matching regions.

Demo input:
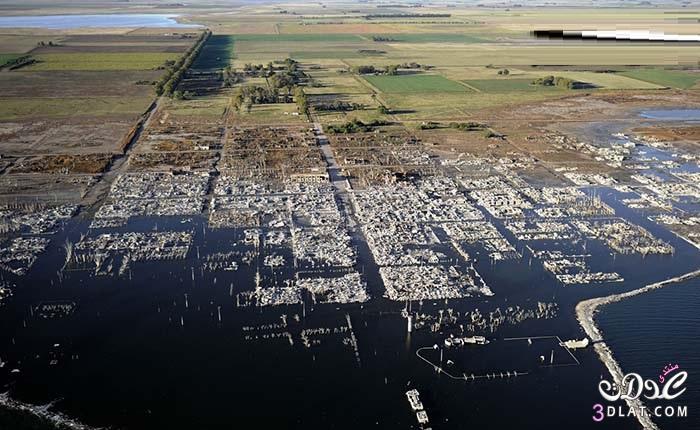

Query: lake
[0,14,200,29]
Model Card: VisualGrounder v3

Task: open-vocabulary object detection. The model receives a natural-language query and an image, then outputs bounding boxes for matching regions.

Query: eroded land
[0,1,699,429]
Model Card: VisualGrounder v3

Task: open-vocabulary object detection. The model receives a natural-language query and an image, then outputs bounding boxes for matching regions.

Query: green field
[619,68,699,89]
[290,50,376,59]
[0,96,153,120]
[28,53,178,71]
[364,74,468,93]
[193,35,235,69]
[0,54,20,67]
[464,78,562,93]
[368,33,486,43]
[233,34,364,43]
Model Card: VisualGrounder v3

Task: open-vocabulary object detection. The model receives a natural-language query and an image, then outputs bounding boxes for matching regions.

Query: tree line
[326,119,390,134]
[155,29,211,97]
[354,62,428,75]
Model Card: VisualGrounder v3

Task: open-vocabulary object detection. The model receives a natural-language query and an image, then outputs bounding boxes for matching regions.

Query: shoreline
[575,268,700,430]
[0,392,101,430]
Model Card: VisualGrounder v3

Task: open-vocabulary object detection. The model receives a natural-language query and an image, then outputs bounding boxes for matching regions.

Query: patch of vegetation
[0,55,36,70]
[532,75,591,89]
[295,87,308,116]
[222,66,244,87]
[231,59,313,111]
[0,54,19,67]
[314,101,364,112]
[419,121,440,130]
[372,36,398,42]
[365,74,467,93]
[417,121,487,130]
[358,49,386,55]
[173,90,195,100]
[450,122,487,131]
[354,63,427,75]
[242,58,312,86]
[326,119,390,134]
[619,68,698,89]
[232,85,293,108]
[35,40,59,47]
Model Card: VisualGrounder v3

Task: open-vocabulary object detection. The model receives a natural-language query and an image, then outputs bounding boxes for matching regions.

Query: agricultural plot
[0,53,19,67]
[232,34,365,43]
[229,104,306,125]
[380,91,568,120]
[464,79,564,93]
[27,52,178,71]
[290,50,378,60]
[0,71,160,97]
[619,68,699,89]
[347,45,700,67]
[0,34,61,53]
[0,97,153,120]
[164,97,229,118]
[363,74,468,93]
[305,71,372,95]
[192,35,235,69]
[369,33,487,43]
[553,71,664,90]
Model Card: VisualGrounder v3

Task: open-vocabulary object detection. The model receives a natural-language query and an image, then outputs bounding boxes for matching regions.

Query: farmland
[363,74,468,93]
[619,68,700,89]
[28,52,179,71]
[192,34,234,69]
[464,78,561,93]
[1,3,700,430]
[0,53,19,66]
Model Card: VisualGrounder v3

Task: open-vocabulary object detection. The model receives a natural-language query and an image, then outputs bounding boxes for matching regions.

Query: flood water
[0,14,199,29]
[0,185,697,429]
[640,109,700,121]
[1,108,699,429]
[563,109,700,430]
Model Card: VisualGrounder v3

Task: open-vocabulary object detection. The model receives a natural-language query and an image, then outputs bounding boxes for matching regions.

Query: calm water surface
[0,14,199,29]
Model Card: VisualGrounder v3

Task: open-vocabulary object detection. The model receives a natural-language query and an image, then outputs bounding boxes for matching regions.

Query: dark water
[0,14,199,29]
[562,109,700,429]
[0,183,698,430]
[598,278,700,430]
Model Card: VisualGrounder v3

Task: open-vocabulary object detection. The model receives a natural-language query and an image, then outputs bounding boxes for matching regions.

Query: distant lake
[0,14,200,29]
[640,109,700,121]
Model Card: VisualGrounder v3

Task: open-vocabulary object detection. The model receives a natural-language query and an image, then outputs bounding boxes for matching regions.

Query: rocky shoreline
[575,268,700,430]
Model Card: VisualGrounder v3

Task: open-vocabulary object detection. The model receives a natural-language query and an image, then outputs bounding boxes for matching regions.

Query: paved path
[314,121,350,196]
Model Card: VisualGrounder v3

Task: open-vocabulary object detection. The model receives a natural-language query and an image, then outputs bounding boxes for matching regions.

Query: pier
[415,346,529,382]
